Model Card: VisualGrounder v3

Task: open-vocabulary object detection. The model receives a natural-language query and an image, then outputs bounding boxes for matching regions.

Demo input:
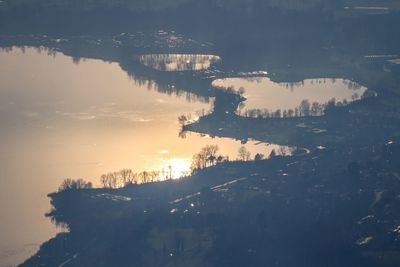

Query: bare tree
[178,114,189,126]
[119,169,136,186]
[191,145,221,172]
[59,178,92,191]
[299,99,311,116]
[254,153,264,161]
[269,149,277,159]
[100,174,108,188]
[238,146,251,161]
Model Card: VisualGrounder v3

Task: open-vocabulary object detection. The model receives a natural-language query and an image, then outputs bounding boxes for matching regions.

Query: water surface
[0,48,280,266]
[212,77,367,117]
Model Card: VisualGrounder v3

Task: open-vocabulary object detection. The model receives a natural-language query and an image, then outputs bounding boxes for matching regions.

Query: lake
[212,77,367,117]
[0,47,285,266]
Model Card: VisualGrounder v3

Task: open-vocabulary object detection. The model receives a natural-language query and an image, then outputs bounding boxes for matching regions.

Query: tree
[208,155,216,166]
[59,179,75,191]
[139,171,150,183]
[325,97,336,112]
[238,146,251,161]
[299,99,311,116]
[59,178,92,192]
[119,169,135,186]
[178,114,191,126]
[109,172,118,188]
[263,108,270,118]
[99,172,118,188]
[100,174,108,188]
[190,145,221,172]
[274,109,281,118]
[238,86,245,95]
[269,149,277,159]
[294,107,299,117]
[191,153,206,172]
[200,145,219,167]
[254,153,264,161]
[311,102,322,116]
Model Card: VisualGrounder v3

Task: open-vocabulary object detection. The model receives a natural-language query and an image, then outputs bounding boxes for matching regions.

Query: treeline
[190,144,287,173]
[58,178,92,191]
[239,97,359,119]
[58,170,164,192]
[190,145,225,171]
[58,144,291,191]
[237,146,288,161]
[100,169,164,188]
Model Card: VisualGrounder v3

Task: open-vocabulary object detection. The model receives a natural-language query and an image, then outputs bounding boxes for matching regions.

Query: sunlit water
[0,48,283,266]
[212,77,367,117]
